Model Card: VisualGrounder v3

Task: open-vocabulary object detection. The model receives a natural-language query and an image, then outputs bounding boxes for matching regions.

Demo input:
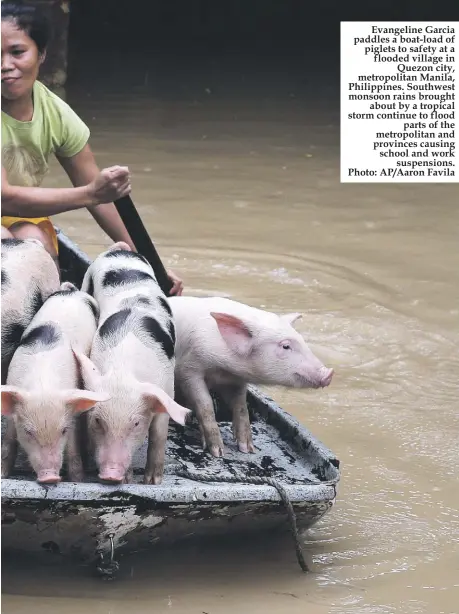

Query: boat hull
[2,485,334,562]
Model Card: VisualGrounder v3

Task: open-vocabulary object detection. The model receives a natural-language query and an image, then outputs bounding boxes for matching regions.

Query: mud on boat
[1,229,340,572]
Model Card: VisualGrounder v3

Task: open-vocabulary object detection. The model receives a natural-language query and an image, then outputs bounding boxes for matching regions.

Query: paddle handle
[114,195,174,296]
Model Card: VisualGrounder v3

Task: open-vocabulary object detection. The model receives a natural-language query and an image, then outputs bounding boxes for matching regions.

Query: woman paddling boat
[1,2,183,295]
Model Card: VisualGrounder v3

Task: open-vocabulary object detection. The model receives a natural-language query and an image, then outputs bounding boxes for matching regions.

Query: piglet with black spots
[77,242,190,485]
[1,282,107,484]
[1,238,60,383]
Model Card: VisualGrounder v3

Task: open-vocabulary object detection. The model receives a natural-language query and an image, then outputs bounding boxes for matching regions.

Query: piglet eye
[281,342,292,350]
[134,420,140,427]
[62,427,68,435]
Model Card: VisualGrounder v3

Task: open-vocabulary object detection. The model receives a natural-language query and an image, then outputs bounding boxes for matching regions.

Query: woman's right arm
[1,165,131,217]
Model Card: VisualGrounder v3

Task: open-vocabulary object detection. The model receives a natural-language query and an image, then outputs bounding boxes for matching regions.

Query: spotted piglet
[1,238,60,382]
[77,242,190,485]
[1,282,107,484]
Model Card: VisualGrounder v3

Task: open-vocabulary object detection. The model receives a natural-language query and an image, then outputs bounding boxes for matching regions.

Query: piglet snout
[319,367,334,388]
[37,471,61,485]
[99,465,126,484]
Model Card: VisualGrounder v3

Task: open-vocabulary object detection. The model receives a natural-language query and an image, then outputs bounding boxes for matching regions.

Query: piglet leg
[65,422,85,482]
[124,467,134,484]
[144,413,170,485]
[180,375,224,458]
[221,383,254,453]
[1,419,18,478]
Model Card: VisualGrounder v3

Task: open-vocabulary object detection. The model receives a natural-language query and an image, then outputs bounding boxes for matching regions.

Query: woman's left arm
[57,144,136,250]
[57,144,184,295]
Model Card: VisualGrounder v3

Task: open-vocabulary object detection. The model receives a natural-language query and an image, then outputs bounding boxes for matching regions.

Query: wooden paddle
[113,195,174,296]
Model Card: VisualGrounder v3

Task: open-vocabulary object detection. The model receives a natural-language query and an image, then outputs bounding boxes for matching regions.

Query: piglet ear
[141,383,191,426]
[62,389,111,414]
[59,281,78,292]
[1,386,27,416]
[210,312,254,356]
[72,350,103,391]
[106,241,132,253]
[281,313,302,326]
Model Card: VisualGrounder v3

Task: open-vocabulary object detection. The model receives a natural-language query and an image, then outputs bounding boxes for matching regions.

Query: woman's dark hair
[1,2,51,54]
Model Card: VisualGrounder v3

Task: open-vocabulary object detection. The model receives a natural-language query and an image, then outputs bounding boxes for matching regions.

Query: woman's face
[1,19,44,101]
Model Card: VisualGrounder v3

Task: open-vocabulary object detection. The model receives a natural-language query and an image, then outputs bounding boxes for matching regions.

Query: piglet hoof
[1,456,12,478]
[143,473,163,485]
[1,450,16,477]
[233,423,255,453]
[200,431,225,457]
[2,435,18,478]
[237,440,255,454]
[204,439,225,458]
[210,445,225,458]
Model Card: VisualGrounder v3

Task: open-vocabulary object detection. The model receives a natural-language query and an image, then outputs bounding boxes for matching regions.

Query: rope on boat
[173,468,310,573]
[96,533,120,580]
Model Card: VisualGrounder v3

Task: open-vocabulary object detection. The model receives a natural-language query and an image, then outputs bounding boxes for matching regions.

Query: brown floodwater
[2,56,459,614]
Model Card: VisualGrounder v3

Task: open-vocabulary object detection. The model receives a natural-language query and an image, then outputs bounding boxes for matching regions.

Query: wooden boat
[1,229,340,574]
